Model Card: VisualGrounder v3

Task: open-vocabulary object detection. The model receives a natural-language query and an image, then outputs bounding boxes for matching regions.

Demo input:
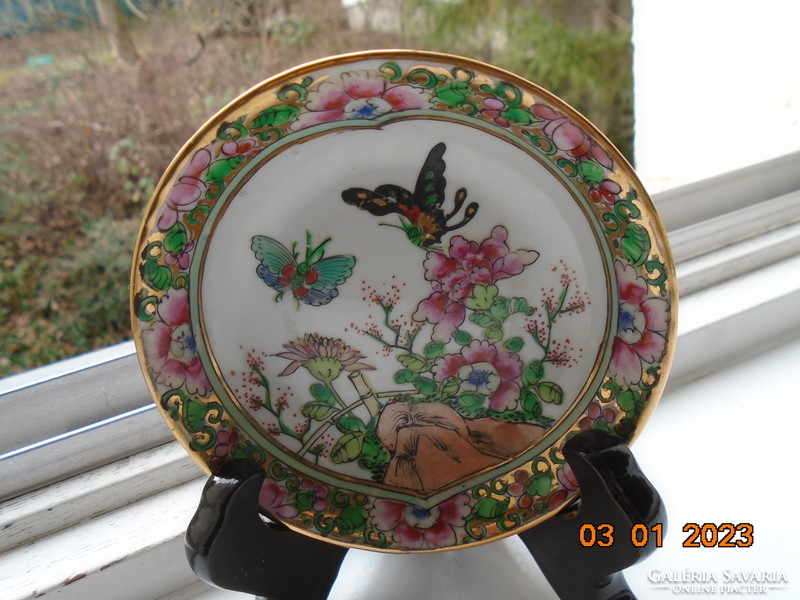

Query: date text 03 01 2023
[578,523,754,548]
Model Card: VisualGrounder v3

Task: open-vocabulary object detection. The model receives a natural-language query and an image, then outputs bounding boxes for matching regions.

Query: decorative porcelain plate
[131,50,676,552]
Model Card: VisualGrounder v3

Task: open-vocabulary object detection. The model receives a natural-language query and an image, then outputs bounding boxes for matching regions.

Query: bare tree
[94,0,140,64]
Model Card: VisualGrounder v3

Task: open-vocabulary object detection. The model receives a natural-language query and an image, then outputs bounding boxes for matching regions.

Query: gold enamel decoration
[131,50,676,552]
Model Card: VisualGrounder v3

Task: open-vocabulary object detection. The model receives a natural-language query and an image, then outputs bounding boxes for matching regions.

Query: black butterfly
[341,142,478,248]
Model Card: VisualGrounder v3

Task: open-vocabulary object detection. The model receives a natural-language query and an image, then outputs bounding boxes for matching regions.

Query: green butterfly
[251,232,355,308]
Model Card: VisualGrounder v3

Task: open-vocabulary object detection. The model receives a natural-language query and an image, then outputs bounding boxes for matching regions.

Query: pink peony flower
[610,260,670,386]
[531,104,613,169]
[413,226,538,340]
[141,287,211,395]
[370,494,471,550]
[290,70,431,131]
[258,477,299,519]
[433,340,523,411]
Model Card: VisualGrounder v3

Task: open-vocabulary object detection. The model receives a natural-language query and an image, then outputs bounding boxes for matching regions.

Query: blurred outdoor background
[0,0,634,377]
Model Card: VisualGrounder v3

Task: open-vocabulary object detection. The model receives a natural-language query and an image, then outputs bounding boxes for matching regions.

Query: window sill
[6,338,797,599]
[2,153,799,598]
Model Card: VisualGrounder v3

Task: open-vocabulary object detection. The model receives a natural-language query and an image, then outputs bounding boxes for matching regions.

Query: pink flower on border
[157,136,259,231]
[259,477,299,519]
[164,240,195,270]
[141,287,211,395]
[508,470,536,509]
[531,104,613,169]
[290,70,432,131]
[413,226,538,340]
[432,340,523,411]
[610,260,670,386]
[547,488,570,511]
[370,494,471,550]
[579,401,617,431]
[214,429,241,458]
[157,148,211,231]
[219,137,259,159]
[589,179,623,204]
[297,479,329,512]
[556,463,579,492]
[481,97,511,127]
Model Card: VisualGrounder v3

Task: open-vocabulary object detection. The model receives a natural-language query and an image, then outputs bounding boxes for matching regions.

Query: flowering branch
[249,363,308,443]
[362,300,419,352]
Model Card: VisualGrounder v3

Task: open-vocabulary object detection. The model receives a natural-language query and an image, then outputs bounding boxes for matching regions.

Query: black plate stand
[185,430,665,600]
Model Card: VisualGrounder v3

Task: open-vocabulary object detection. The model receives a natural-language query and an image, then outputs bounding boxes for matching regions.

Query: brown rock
[376,401,545,493]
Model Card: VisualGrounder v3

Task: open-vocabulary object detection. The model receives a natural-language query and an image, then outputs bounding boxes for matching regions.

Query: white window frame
[1,150,799,598]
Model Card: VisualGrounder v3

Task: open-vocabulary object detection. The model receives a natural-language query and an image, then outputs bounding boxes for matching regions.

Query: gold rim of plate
[130,49,677,553]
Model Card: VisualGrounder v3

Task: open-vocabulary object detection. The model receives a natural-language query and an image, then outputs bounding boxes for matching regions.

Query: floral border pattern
[132,53,674,551]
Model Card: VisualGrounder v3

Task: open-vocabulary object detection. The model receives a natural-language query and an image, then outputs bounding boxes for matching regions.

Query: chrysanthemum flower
[274,333,374,382]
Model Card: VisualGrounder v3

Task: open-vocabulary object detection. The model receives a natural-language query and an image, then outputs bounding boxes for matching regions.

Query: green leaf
[503,336,524,352]
[336,504,368,534]
[434,81,473,106]
[484,326,504,341]
[510,297,533,315]
[330,431,366,464]
[578,159,605,185]
[592,420,612,433]
[393,369,417,383]
[412,376,438,396]
[617,389,638,412]
[358,432,390,480]
[537,382,564,405]
[206,156,243,184]
[438,376,461,398]
[602,378,621,397]
[469,310,496,328]
[489,297,510,321]
[522,360,544,385]
[163,223,189,255]
[294,489,316,512]
[335,416,366,433]
[620,223,652,267]
[502,107,535,125]
[142,261,173,291]
[309,383,334,405]
[520,388,542,417]
[473,496,509,519]
[301,401,337,421]
[183,398,207,433]
[464,284,498,310]
[397,352,427,373]
[424,340,447,360]
[458,393,486,410]
[252,104,300,129]
[453,330,473,345]
[525,473,552,497]
[163,397,180,421]
[393,369,417,384]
